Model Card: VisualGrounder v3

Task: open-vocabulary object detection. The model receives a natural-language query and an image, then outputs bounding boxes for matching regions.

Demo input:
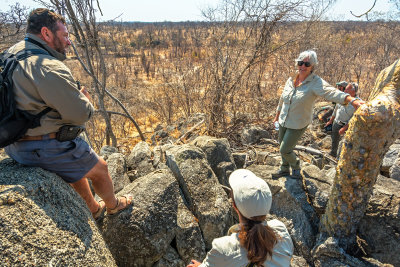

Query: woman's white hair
[295,50,318,66]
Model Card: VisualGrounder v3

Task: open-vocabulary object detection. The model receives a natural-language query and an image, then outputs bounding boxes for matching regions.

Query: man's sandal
[106,195,133,217]
[92,200,106,221]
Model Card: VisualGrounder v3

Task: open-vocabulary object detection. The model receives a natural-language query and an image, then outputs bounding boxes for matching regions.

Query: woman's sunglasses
[297,61,311,67]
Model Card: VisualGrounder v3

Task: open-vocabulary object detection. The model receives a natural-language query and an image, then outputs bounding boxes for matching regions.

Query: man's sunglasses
[297,61,311,67]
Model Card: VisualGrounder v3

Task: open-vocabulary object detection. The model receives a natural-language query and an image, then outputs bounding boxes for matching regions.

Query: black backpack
[0,47,52,148]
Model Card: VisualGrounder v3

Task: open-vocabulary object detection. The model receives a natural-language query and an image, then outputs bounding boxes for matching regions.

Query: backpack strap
[29,107,53,127]
[15,49,50,61]
[2,46,52,120]
[3,48,50,94]
[24,37,52,55]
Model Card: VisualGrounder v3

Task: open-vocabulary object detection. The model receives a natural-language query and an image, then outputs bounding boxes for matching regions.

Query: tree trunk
[321,59,400,247]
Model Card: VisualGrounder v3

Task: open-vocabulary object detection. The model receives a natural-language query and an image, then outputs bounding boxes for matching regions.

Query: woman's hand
[339,124,349,135]
[273,111,280,123]
[187,259,201,267]
[324,120,332,127]
[351,98,365,109]
[345,96,365,109]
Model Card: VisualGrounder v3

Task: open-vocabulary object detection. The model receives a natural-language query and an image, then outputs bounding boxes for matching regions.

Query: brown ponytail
[238,215,280,267]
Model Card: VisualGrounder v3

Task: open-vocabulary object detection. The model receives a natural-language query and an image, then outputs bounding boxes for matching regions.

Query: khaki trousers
[278,125,307,171]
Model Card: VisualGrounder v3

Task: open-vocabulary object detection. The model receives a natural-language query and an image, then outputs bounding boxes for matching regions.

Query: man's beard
[53,36,67,56]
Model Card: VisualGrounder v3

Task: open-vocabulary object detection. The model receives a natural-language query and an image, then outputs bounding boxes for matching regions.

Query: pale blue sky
[1,0,393,22]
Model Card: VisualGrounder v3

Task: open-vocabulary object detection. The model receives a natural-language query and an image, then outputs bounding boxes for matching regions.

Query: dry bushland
[1,3,400,152]
[64,20,399,151]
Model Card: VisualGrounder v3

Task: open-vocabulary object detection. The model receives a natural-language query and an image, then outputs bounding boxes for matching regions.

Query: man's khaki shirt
[277,73,349,129]
[333,97,360,125]
[7,34,94,136]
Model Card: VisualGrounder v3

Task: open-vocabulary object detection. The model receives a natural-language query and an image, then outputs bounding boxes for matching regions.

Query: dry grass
[6,21,398,153]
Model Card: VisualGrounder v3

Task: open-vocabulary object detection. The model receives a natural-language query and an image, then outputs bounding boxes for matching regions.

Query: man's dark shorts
[5,136,99,183]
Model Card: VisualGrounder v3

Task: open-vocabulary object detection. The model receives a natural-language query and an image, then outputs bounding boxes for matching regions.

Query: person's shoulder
[312,74,326,85]
[24,54,68,78]
[267,219,288,232]
[267,219,292,241]
[284,77,293,87]
[5,40,24,54]
[211,233,240,253]
[267,219,294,253]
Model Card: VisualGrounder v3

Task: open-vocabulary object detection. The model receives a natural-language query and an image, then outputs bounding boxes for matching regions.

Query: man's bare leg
[71,158,130,215]
[71,177,101,213]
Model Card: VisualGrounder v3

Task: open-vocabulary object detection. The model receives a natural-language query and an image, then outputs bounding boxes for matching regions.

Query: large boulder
[175,196,207,264]
[126,141,153,169]
[312,236,370,267]
[153,246,186,267]
[0,159,116,266]
[98,169,182,266]
[241,125,271,145]
[165,144,233,249]
[301,165,334,214]
[357,175,400,266]
[106,152,130,193]
[381,143,400,175]
[190,136,236,185]
[126,141,155,180]
[389,157,400,181]
[99,145,118,160]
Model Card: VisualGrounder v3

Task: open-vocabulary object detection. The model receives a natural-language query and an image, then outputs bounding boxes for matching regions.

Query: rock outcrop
[190,136,236,185]
[0,159,116,266]
[98,169,184,266]
[107,152,130,193]
[165,144,233,249]
[1,130,398,266]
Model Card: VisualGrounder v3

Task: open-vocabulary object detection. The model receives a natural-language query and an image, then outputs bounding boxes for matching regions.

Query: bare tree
[200,0,336,134]
[320,0,400,249]
[37,0,145,148]
[321,58,400,249]
[0,3,29,50]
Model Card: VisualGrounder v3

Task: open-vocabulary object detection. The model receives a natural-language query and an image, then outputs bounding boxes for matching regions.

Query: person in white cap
[187,169,294,267]
[325,82,362,157]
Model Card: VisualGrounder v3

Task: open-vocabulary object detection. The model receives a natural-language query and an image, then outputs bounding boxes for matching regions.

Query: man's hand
[187,259,201,267]
[80,86,91,101]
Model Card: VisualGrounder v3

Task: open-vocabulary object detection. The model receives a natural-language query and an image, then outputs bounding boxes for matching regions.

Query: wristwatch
[349,98,357,105]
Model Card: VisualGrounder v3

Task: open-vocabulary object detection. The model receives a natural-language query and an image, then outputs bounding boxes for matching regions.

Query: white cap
[229,169,272,219]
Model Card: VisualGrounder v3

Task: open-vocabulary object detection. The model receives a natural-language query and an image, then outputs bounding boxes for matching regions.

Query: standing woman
[272,50,364,178]
[187,169,293,267]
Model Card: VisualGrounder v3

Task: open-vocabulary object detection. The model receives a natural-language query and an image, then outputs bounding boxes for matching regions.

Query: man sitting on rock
[325,82,361,157]
[3,8,131,220]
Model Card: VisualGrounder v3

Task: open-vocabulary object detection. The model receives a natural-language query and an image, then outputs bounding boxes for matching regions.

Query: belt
[19,132,57,141]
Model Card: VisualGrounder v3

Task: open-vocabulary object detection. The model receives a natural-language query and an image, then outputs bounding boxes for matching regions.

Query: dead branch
[175,118,205,144]
[350,0,377,18]
[94,110,131,120]
[261,138,338,164]
[70,41,145,141]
